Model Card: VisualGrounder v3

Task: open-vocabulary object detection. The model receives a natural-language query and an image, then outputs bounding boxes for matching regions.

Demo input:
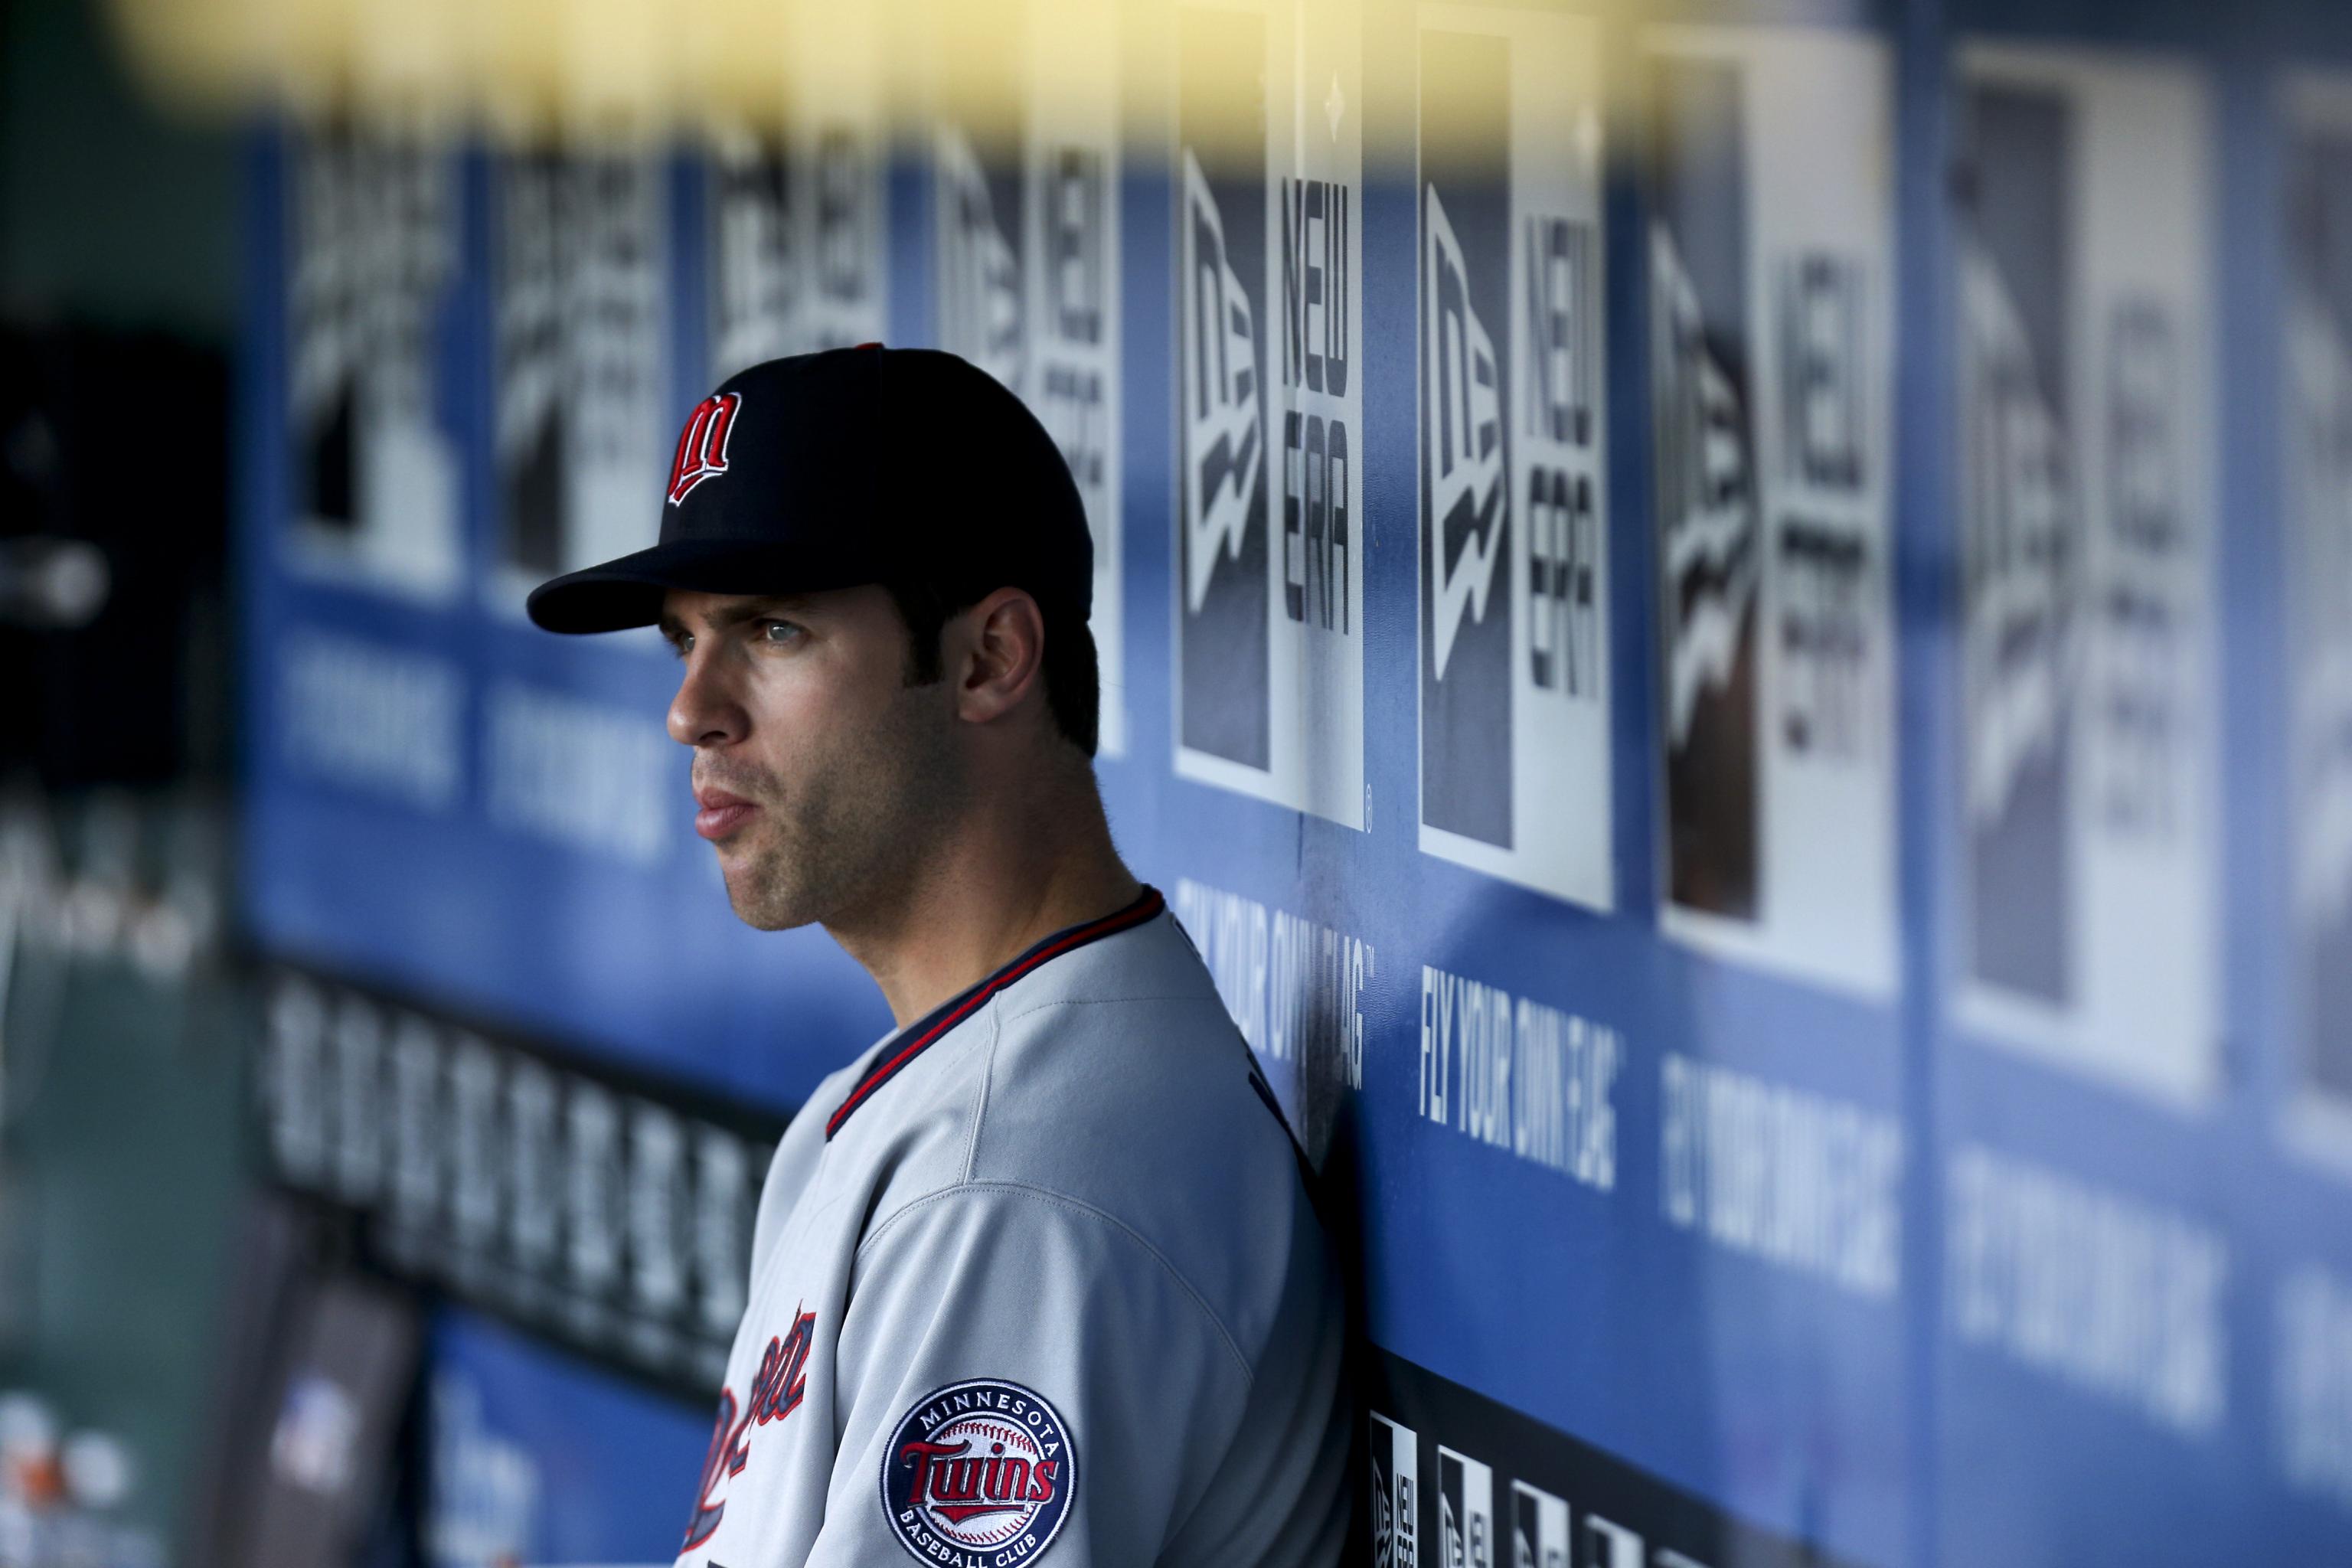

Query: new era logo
[668,391,743,505]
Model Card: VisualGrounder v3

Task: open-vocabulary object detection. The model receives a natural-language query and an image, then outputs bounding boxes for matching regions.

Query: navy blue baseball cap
[525,345,1093,634]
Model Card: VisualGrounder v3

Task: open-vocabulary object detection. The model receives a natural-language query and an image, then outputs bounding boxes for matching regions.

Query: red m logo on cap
[668,391,742,505]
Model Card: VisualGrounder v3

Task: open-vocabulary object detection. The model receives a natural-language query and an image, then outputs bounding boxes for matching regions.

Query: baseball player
[527,346,1349,1568]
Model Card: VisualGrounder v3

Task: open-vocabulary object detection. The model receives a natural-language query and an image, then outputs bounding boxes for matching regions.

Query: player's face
[662,586,966,932]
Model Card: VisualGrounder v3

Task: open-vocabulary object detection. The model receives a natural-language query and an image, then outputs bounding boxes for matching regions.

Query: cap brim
[524,538,869,634]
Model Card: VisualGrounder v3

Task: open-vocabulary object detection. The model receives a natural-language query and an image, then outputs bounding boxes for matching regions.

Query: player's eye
[758,619,805,647]
[667,632,693,660]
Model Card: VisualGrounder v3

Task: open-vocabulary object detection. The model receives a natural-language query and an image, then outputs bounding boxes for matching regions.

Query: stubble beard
[717,683,968,933]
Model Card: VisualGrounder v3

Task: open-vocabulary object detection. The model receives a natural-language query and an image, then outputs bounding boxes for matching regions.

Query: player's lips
[694,787,759,841]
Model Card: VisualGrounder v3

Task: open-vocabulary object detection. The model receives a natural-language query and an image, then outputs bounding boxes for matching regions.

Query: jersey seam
[854,1179,1259,1390]
[960,999,999,1185]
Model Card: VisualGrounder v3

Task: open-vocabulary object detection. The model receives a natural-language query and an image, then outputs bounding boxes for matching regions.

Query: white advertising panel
[1437,1445,1497,1568]
[933,0,1127,755]
[2282,74,2352,1165]
[286,120,463,599]
[793,6,890,354]
[1953,44,2220,1102]
[1648,27,1900,998]
[1417,6,1612,910]
[1370,1410,1421,1566]
[491,142,668,601]
[707,5,890,381]
[1177,0,1366,824]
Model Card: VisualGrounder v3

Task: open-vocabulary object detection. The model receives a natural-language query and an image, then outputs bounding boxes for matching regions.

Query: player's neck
[826,761,1140,1030]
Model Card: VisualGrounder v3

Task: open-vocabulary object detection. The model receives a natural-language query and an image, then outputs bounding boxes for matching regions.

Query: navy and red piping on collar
[825,885,1167,1140]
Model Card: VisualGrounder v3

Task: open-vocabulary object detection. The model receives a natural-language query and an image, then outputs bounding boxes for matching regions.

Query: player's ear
[950,587,1046,728]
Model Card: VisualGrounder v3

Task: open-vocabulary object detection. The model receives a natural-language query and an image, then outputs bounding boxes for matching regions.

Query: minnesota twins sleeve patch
[881,1378,1076,1566]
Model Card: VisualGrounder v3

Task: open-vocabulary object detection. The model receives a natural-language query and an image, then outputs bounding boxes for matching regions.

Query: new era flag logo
[668,391,743,504]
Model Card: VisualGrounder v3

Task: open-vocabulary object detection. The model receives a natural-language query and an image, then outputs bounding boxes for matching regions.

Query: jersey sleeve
[803,1181,1255,1568]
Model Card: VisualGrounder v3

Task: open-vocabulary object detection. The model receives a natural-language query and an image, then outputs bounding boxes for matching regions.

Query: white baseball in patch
[880,1378,1076,1566]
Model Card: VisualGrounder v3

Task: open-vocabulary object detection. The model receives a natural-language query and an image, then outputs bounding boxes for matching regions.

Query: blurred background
[5,0,2352,1563]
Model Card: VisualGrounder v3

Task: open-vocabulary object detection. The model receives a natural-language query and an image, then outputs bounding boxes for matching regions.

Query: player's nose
[667,653,747,748]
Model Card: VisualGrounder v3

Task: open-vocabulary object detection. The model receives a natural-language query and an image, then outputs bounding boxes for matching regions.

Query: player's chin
[720,859,822,933]
[730,903,808,934]
[724,884,806,933]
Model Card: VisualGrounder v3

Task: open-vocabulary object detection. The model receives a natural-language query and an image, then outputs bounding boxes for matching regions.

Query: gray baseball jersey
[675,885,1350,1568]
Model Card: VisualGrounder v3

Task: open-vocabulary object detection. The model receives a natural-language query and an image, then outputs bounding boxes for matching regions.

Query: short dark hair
[883,577,1099,758]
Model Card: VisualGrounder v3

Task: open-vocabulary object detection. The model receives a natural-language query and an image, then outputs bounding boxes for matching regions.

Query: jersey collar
[825,885,1168,1140]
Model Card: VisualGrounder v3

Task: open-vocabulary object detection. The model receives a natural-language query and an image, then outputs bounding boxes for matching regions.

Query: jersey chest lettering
[681,1303,817,1553]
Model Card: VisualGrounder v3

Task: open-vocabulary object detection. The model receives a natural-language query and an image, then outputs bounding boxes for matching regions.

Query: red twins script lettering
[897,1436,1060,1525]
[680,1305,815,1553]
